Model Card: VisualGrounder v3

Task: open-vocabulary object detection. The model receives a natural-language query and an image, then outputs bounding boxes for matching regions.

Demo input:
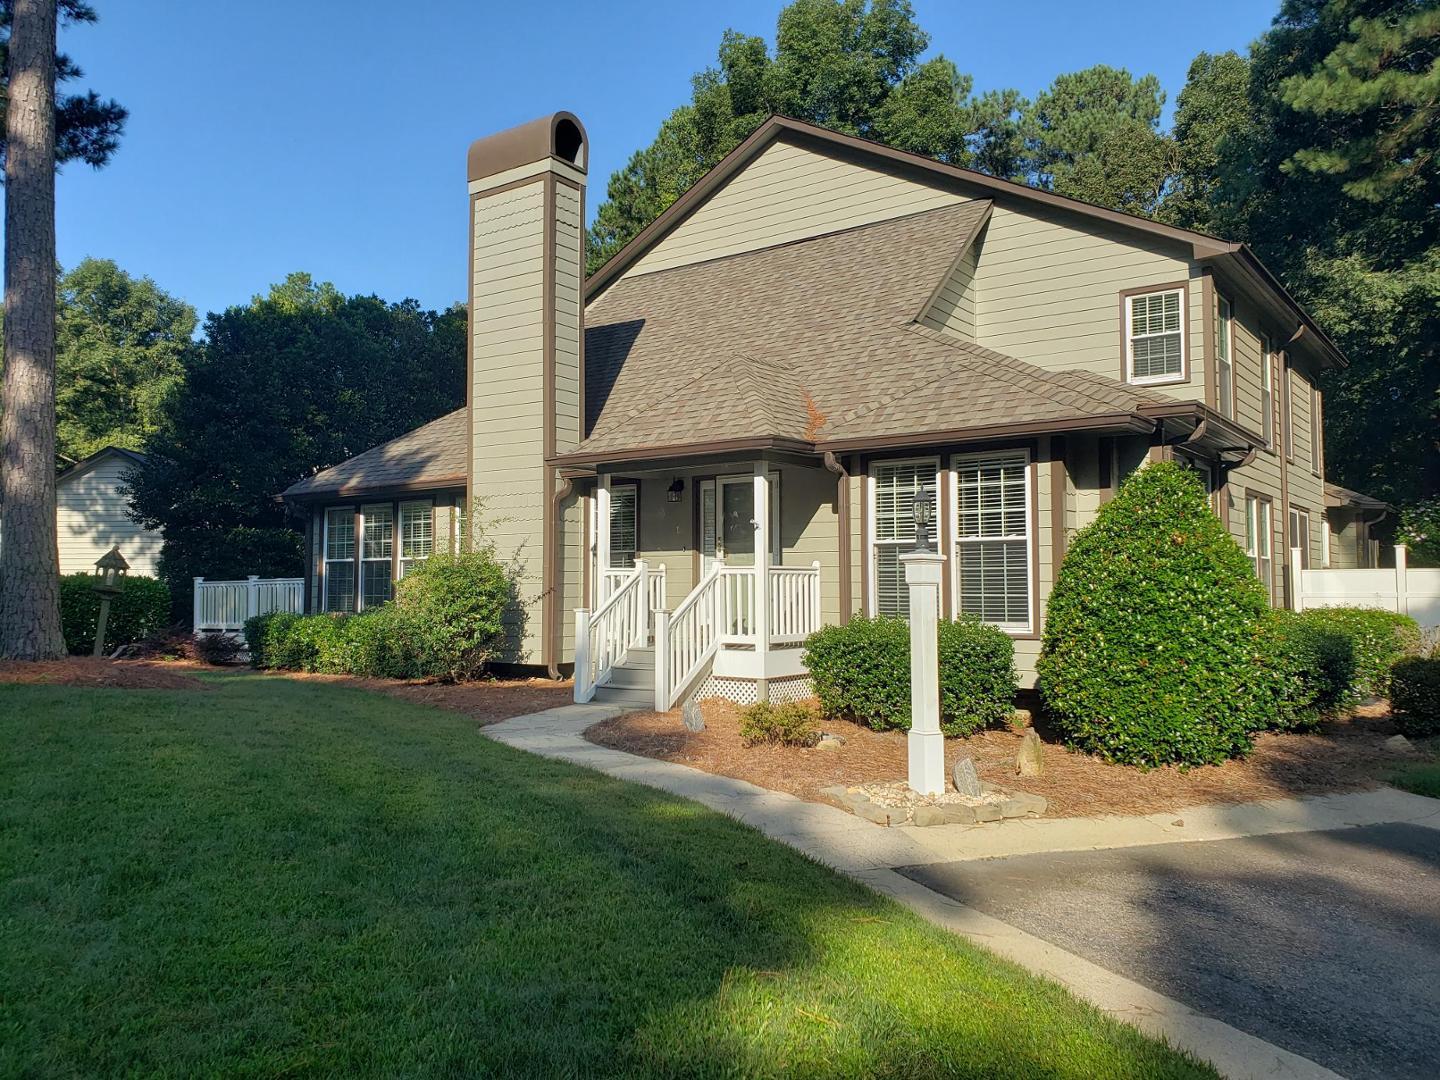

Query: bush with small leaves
[57,572,171,655]
[1290,607,1420,698]
[1264,610,1355,731]
[738,701,821,748]
[937,615,1019,737]
[1390,656,1440,738]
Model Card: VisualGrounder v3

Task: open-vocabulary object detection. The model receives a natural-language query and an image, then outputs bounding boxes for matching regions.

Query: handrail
[193,575,304,633]
[654,561,724,711]
[601,563,667,612]
[574,560,649,703]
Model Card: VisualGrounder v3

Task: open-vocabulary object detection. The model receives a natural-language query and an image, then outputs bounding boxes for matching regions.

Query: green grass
[1392,762,1440,799]
[0,673,1213,1078]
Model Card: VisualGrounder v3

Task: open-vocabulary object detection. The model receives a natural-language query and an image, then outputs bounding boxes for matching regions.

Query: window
[360,503,394,608]
[324,508,356,613]
[1260,334,1275,447]
[1215,294,1233,418]
[1245,495,1273,597]
[398,501,434,578]
[1177,452,1215,495]
[1311,384,1322,476]
[1126,289,1184,383]
[1289,507,1312,571]
[870,459,938,618]
[609,484,637,568]
[954,451,1032,632]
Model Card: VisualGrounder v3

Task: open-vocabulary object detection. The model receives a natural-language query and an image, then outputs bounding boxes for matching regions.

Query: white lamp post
[901,490,945,795]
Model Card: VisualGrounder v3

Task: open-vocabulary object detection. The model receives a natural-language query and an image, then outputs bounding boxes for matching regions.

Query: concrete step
[621,646,655,670]
[608,664,656,690]
[593,684,656,709]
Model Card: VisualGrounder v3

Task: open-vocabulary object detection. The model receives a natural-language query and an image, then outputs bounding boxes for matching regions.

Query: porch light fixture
[911,489,934,553]
[667,477,684,503]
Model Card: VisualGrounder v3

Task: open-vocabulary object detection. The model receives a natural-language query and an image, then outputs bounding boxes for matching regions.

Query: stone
[951,756,983,797]
[972,802,1003,823]
[816,733,846,751]
[681,699,704,732]
[912,804,949,828]
[938,803,981,825]
[851,797,906,826]
[819,785,851,802]
[1385,734,1415,754]
[1016,728,1045,777]
[998,791,1048,818]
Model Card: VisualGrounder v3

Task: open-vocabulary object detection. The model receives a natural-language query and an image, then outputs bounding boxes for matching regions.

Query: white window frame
[398,500,434,579]
[1289,507,1312,571]
[1125,287,1187,385]
[950,449,1034,635]
[323,507,356,613]
[867,457,940,618]
[1260,334,1275,448]
[1216,294,1234,419]
[609,483,638,569]
[1310,384,1323,477]
[1246,495,1273,599]
[359,503,394,610]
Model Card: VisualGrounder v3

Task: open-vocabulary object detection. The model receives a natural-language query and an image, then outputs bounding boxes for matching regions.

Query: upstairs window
[871,459,938,618]
[1126,289,1185,383]
[1216,294,1234,418]
[1311,384,1323,476]
[1260,334,1275,447]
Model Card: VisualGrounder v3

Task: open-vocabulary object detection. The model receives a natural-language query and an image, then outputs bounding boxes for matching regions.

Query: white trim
[359,503,394,610]
[949,448,1034,635]
[1215,293,1234,418]
[866,456,941,617]
[1125,288,1186,386]
[322,506,356,613]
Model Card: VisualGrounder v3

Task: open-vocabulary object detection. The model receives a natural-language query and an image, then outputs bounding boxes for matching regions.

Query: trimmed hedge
[1265,610,1355,731]
[1390,656,1440,739]
[58,572,171,655]
[1037,462,1274,767]
[803,614,1017,737]
[1289,607,1420,698]
[738,702,820,747]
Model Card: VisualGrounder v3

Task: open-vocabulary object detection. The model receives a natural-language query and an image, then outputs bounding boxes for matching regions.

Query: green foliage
[738,701,820,747]
[1038,463,1275,767]
[1391,762,1440,798]
[129,274,465,604]
[1164,51,1252,231]
[803,614,1016,737]
[1398,498,1440,565]
[936,615,1020,737]
[1264,610,1355,731]
[56,572,170,655]
[1293,606,1421,697]
[1390,656,1440,738]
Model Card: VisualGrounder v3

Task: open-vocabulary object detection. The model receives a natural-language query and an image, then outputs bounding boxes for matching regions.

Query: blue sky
[46,0,1278,321]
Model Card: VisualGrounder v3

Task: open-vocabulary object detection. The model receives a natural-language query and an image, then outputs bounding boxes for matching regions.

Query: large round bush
[58,572,170,654]
[1037,461,1275,766]
[393,550,511,681]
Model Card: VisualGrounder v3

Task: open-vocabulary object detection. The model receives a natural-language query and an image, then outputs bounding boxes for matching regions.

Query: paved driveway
[900,824,1440,1080]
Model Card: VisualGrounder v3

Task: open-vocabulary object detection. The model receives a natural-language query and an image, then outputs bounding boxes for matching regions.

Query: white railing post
[811,560,822,631]
[1290,547,1305,612]
[1396,543,1409,617]
[246,575,260,623]
[653,609,671,710]
[193,577,204,633]
[636,559,650,646]
[574,608,592,702]
[753,464,770,662]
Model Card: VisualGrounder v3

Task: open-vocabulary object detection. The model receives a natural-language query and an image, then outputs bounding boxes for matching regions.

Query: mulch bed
[275,671,574,725]
[585,699,1428,818]
[0,657,212,691]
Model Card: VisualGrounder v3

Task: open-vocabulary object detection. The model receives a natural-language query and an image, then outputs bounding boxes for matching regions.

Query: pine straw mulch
[585,699,1430,818]
[0,656,212,691]
[273,671,574,725]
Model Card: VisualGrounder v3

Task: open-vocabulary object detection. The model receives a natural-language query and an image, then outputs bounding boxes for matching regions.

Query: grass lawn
[1393,762,1440,799]
[0,673,1213,1078]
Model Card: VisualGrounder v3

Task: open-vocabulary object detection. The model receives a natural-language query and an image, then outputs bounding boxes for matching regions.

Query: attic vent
[554,118,584,167]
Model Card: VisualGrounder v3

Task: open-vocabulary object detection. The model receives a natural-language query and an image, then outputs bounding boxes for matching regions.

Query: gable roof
[282,409,468,500]
[56,446,148,485]
[585,115,1345,371]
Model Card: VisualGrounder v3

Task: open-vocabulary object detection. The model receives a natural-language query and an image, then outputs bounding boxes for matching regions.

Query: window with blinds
[1216,294,1234,417]
[361,504,394,608]
[324,507,355,613]
[1246,495,1273,596]
[1127,289,1184,382]
[1261,334,1275,447]
[398,501,433,578]
[609,484,637,567]
[954,451,1031,631]
[871,459,937,618]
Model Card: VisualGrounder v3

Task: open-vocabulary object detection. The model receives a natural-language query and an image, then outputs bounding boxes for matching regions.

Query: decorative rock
[681,699,704,732]
[1385,734,1415,754]
[951,756,983,797]
[1016,728,1045,777]
[816,733,846,750]
[851,797,906,826]
[912,804,950,828]
[998,791,1048,818]
[973,802,1003,822]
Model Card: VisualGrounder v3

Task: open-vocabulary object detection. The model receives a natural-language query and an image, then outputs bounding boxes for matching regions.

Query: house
[48,447,162,576]
[283,111,1382,707]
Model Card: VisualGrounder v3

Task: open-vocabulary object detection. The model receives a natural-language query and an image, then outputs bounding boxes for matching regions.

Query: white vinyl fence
[193,575,304,634]
[1294,545,1440,630]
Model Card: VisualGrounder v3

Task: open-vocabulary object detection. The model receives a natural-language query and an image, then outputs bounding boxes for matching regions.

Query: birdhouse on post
[91,547,130,657]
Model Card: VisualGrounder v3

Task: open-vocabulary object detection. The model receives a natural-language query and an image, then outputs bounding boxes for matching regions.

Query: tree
[54,258,197,460]
[585,0,1025,272]
[1020,65,1175,215]
[127,274,466,613]
[1165,51,1254,232]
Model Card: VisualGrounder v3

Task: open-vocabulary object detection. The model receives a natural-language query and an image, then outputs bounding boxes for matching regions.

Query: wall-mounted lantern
[667,477,684,503]
[91,546,129,657]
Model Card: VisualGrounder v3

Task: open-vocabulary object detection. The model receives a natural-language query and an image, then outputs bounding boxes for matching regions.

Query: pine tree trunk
[0,0,65,660]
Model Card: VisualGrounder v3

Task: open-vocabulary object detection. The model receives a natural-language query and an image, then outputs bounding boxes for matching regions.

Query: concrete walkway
[485,704,1440,1080]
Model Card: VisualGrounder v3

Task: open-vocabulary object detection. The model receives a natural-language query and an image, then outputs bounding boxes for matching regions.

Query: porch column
[753,460,771,701]
[595,474,612,605]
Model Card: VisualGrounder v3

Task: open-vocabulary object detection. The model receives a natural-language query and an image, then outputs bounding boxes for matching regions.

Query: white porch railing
[574,560,651,703]
[719,566,757,642]
[770,562,823,644]
[1294,544,1440,629]
[193,575,303,633]
[601,563,666,613]
[654,563,723,711]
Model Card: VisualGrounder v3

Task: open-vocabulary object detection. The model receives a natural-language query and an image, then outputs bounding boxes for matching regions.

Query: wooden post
[92,596,111,657]
[573,608,591,703]
[653,609,671,711]
[902,549,946,796]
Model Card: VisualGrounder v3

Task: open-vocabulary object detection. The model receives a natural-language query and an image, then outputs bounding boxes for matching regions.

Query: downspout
[547,475,574,680]
[823,451,851,624]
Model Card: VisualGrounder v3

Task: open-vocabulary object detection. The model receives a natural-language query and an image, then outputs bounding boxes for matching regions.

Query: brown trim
[466,111,587,184]
[913,201,994,323]
[1118,280,1191,386]
[858,470,870,616]
[822,452,851,624]
[1201,269,1216,409]
[540,174,558,673]
[552,435,815,467]
[547,477,574,678]
[1050,436,1067,581]
[467,172,552,202]
[352,506,363,613]
[819,413,1154,455]
[287,478,466,504]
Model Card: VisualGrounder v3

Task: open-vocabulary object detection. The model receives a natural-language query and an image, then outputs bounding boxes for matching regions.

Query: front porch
[574,459,833,708]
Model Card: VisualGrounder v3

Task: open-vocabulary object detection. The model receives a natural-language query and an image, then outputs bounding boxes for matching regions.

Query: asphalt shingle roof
[283,408,467,499]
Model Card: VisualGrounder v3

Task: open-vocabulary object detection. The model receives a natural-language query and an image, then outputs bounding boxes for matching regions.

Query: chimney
[465,113,587,669]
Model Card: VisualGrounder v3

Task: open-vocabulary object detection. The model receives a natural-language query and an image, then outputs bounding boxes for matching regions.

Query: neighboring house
[283,112,1387,705]
[1323,483,1393,570]
[55,447,162,575]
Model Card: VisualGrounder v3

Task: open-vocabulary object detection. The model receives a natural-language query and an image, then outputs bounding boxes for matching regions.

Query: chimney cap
[467,112,587,183]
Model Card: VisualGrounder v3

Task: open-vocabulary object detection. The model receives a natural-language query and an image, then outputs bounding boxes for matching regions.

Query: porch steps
[592,647,656,710]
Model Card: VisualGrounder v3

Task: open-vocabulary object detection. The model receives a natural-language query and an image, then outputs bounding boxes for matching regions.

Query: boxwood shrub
[1037,462,1275,766]
[1390,656,1440,739]
[1290,607,1420,698]
[1264,610,1355,731]
[803,614,1017,737]
[738,701,820,747]
[58,572,171,655]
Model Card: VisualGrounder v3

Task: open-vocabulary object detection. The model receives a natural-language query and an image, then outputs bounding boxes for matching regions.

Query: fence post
[1395,543,1409,617]
[246,575,260,622]
[573,609,591,703]
[653,609,671,711]
[1290,547,1305,612]
[812,560,822,628]
[192,577,204,634]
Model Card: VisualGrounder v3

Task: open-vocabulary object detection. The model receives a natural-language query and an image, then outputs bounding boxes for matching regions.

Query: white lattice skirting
[695,675,813,706]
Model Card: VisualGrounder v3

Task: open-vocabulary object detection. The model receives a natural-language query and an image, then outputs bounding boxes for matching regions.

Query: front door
[700,475,779,574]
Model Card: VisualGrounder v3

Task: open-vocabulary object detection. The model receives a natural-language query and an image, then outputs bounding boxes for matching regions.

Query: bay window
[953,450,1032,632]
[361,504,394,608]
[399,501,434,578]
[323,508,356,613]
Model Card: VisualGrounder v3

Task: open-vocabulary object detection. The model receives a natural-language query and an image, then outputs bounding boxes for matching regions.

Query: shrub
[738,701,820,747]
[58,572,171,655]
[193,632,244,666]
[243,610,343,672]
[328,606,422,680]
[937,615,1020,736]
[1292,607,1420,698]
[392,549,512,681]
[1264,611,1355,731]
[1390,656,1440,738]
[803,614,1017,737]
[1037,462,1275,767]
